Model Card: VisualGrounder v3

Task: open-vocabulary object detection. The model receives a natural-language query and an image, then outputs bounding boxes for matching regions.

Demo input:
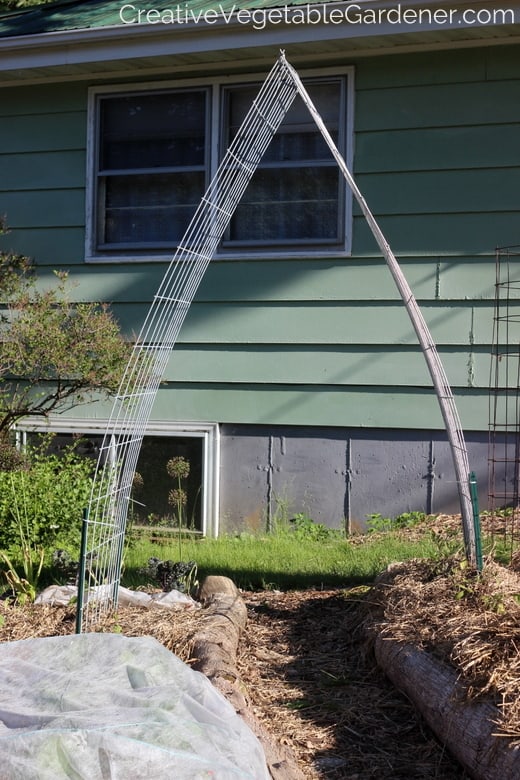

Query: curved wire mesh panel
[80,55,299,629]
[284,59,475,561]
[78,53,476,632]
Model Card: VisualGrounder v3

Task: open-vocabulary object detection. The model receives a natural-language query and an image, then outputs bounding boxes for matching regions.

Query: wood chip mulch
[0,585,469,780]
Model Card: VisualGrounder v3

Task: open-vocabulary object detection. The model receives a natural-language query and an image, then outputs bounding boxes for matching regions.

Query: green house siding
[0,82,87,265]
[0,44,518,433]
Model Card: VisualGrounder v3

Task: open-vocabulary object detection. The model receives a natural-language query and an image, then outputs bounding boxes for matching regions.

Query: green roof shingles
[0,0,329,37]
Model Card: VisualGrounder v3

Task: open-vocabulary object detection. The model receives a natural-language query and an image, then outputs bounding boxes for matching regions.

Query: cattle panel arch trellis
[77,52,476,632]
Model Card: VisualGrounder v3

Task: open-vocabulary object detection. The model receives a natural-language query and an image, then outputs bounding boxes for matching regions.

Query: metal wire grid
[79,52,478,630]
[284,60,475,562]
[488,246,520,550]
[80,55,299,629]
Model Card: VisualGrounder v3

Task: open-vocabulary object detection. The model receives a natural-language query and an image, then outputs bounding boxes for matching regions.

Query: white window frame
[85,66,354,263]
[92,86,211,254]
[13,418,221,538]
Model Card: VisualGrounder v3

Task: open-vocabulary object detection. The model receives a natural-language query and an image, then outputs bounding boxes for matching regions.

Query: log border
[373,633,520,780]
[190,576,305,780]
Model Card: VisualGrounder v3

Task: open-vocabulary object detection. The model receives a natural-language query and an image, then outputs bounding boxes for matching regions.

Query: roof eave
[0,0,519,85]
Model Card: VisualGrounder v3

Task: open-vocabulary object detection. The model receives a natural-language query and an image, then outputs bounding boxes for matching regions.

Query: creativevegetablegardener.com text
[119,3,517,30]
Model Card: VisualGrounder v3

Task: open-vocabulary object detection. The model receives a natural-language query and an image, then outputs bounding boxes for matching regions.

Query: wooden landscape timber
[373,633,520,780]
[191,575,306,780]
[366,557,520,780]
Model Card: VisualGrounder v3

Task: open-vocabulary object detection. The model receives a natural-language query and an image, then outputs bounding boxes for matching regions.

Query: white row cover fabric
[35,584,199,610]
[0,634,269,779]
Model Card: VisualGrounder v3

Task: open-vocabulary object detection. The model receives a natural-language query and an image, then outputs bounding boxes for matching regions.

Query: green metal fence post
[469,472,483,573]
[75,508,89,634]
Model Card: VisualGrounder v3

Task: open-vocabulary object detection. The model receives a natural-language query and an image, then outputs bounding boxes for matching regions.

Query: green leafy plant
[0,218,130,437]
[140,557,199,595]
[0,441,93,553]
[0,439,96,601]
[0,473,45,602]
[0,548,44,603]
[366,513,394,533]
[393,511,428,528]
[366,511,428,534]
[428,525,464,560]
[290,513,342,542]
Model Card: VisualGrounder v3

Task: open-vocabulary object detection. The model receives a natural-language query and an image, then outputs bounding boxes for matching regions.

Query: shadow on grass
[121,563,374,592]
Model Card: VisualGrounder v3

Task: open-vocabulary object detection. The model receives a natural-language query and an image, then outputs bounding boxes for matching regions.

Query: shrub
[0,442,93,554]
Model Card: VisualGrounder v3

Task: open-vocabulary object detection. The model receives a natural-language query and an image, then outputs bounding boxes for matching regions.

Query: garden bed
[2,511,520,779]
[0,580,469,779]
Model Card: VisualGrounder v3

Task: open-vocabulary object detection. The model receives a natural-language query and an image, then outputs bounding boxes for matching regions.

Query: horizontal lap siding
[182,45,516,429]
[0,83,87,265]
[149,384,489,431]
[50,256,500,302]
[352,50,520,259]
[1,46,519,431]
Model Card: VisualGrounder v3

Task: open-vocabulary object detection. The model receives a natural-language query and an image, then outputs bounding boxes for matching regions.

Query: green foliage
[122,525,444,592]
[0,219,130,433]
[0,441,93,554]
[0,440,95,601]
[0,434,26,470]
[140,557,199,595]
[0,0,54,10]
[365,513,394,533]
[289,513,342,542]
[269,493,343,540]
[366,510,428,533]
[393,511,428,528]
[0,546,44,603]
[428,524,464,559]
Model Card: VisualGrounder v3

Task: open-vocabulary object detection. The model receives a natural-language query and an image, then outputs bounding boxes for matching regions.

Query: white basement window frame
[85,66,354,262]
[13,419,220,538]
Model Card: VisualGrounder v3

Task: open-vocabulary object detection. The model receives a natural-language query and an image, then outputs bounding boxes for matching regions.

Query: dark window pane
[228,167,340,242]
[96,89,207,250]
[224,79,344,246]
[100,91,206,170]
[101,172,205,245]
[263,130,337,163]
[228,81,340,145]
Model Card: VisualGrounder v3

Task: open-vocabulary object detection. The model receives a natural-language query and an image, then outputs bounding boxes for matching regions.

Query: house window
[222,79,345,249]
[87,70,352,260]
[14,420,220,537]
[95,89,209,250]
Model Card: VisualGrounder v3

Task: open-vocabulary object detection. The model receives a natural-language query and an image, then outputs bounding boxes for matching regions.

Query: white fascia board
[0,0,518,75]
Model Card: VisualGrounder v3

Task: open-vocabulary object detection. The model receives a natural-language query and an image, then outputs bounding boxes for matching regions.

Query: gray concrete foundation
[219,424,490,534]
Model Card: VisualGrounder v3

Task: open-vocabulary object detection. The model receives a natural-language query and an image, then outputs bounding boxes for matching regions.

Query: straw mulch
[0,584,470,780]
[366,554,520,744]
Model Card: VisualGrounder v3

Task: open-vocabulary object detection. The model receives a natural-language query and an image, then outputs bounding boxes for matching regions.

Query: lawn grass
[122,528,453,591]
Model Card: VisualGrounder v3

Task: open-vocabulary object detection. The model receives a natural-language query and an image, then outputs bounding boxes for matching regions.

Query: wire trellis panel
[284,59,475,562]
[80,55,300,630]
[488,245,520,553]
[79,52,476,632]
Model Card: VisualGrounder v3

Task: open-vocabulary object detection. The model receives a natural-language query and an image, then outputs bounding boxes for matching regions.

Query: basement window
[14,420,220,537]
